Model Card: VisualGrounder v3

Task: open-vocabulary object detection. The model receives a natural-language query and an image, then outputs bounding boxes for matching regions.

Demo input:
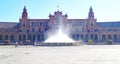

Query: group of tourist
[15,42,23,47]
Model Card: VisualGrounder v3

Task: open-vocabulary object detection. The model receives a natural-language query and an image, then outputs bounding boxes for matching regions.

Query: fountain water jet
[45,28,75,43]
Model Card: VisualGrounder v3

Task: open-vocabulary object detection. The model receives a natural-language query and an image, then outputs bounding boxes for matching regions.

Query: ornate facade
[0,6,120,44]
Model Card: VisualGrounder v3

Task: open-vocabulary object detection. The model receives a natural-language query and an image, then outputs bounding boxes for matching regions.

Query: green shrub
[88,39,93,45]
[26,40,30,45]
[4,40,10,45]
[106,39,113,45]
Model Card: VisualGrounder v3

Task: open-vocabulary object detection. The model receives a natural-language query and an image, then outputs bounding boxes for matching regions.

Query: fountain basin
[34,42,79,46]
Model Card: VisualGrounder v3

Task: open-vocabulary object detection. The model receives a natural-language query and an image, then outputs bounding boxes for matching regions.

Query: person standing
[15,42,18,47]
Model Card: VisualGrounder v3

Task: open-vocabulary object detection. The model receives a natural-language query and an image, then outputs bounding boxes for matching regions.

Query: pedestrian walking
[15,42,18,47]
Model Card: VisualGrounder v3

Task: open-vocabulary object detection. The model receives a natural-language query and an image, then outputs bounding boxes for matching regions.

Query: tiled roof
[0,22,19,28]
[97,22,120,28]
[68,19,88,21]
[20,19,49,21]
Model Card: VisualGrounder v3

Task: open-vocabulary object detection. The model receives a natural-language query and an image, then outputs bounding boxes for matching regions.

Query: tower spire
[23,6,27,12]
[88,6,94,19]
[22,6,28,20]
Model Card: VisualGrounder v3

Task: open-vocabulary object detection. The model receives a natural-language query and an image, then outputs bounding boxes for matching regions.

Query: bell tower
[22,6,28,20]
[86,6,97,42]
[19,6,28,32]
[88,6,94,19]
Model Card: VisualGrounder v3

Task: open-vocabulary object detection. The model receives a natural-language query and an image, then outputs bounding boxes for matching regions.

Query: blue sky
[0,0,120,22]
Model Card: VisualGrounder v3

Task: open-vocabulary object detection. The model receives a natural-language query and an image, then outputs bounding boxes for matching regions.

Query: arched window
[108,34,111,40]
[23,35,26,41]
[41,35,44,41]
[32,28,35,32]
[72,34,75,39]
[19,35,21,41]
[28,35,31,40]
[90,34,93,40]
[85,34,88,42]
[95,34,98,41]
[38,28,41,32]
[102,35,106,41]
[33,35,36,41]
[113,34,117,41]
[37,35,40,41]
[45,28,47,31]
[0,35,2,40]
[5,35,8,40]
[10,35,14,41]
[76,34,79,40]
[81,35,84,40]
[91,23,94,26]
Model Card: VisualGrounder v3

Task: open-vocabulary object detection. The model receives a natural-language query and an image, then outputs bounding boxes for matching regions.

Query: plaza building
[0,6,120,44]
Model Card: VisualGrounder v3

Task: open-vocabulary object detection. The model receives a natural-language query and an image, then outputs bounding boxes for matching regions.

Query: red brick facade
[0,6,120,44]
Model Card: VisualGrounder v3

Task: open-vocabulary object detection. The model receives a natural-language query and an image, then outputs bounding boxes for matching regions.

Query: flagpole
[57,5,59,11]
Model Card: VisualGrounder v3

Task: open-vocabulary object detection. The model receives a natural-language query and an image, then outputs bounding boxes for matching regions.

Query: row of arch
[102,34,118,41]
[0,34,120,43]
[72,34,120,42]
[0,35,14,41]
[0,34,45,43]
[18,34,44,41]
[72,34,98,42]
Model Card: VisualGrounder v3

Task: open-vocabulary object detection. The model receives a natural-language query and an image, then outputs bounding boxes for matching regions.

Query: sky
[0,0,120,22]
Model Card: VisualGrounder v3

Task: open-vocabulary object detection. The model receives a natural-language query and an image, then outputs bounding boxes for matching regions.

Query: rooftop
[0,22,19,28]
[97,21,120,28]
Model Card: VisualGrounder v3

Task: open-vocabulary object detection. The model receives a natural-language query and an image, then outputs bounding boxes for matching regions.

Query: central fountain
[42,27,77,46]
[45,28,75,43]
[34,11,82,46]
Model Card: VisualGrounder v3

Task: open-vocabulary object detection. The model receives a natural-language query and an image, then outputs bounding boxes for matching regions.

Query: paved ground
[0,45,120,64]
